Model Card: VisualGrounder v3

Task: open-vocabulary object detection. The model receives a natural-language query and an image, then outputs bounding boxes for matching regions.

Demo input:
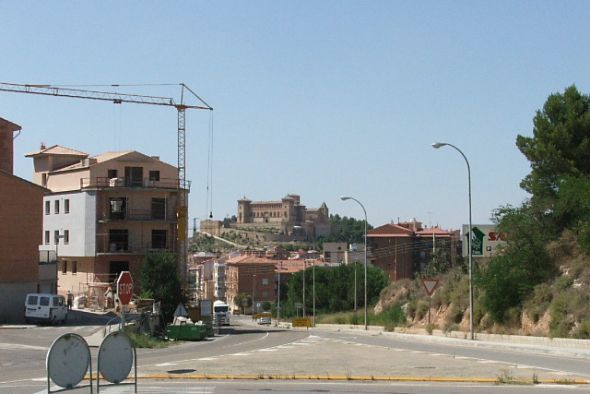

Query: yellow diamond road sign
[421,278,439,296]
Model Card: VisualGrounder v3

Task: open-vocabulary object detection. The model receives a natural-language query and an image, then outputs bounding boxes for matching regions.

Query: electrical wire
[208,111,214,219]
[205,110,215,219]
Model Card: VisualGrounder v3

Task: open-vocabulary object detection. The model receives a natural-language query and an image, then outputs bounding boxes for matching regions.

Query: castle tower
[237,196,252,223]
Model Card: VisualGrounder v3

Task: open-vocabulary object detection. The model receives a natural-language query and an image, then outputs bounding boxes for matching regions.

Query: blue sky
[2,1,589,231]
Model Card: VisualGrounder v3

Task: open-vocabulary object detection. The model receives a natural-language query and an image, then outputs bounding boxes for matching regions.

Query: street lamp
[431,142,474,340]
[340,196,368,331]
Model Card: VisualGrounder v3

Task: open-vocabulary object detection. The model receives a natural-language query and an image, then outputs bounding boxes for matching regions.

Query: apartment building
[368,220,459,281]
[0,118,50,322]
[27,145,187,306]
[225,255,276,314]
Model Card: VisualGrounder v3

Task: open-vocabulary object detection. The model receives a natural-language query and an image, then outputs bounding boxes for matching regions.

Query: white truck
[213,300,230,326]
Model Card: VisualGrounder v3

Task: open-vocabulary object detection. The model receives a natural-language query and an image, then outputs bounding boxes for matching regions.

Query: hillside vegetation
[375,86,590,338]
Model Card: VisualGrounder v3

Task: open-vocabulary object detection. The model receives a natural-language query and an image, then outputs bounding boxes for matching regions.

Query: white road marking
[0,343,47,351]
[230,352,250,356]
[155,362,175,366]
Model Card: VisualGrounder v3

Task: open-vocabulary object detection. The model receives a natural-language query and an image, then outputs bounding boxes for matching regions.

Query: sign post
[420,278,439,326]
[117,271,134,326]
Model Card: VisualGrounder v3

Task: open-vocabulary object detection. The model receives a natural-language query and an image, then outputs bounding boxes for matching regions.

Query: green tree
[234,293,251,314]
[478,206,555,323]
[516,86,590,214]
[140,252,184,323]
[479,86,590,323]
[283,264,388,317]
[317,214,374,245]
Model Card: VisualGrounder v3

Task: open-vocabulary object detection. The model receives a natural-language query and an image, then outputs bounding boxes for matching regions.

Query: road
[1,314,590,393]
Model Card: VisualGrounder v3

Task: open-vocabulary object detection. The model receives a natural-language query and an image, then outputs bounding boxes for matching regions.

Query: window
[151,198,166,220]
[45,231,50,245]
[54,231,60,245]
[109,230,129,251]
[149,170,160,181]
[64,230,69,245]
[45,201,50,215]
[54,200,60,214]
[64,199,70,214]
[40,296,50,306]
[27,295,38,306]
[53,297,64,307]
[109,197,127,220]
[61,261,67,274]
[72,261,77,274]
[151,230,167,249]
[108,169,118,179]
[262,278,269,285]
[124,166,143,187]
[42,173,48,187]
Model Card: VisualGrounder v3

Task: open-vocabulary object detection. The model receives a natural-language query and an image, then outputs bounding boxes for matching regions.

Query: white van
[24,293,68,324]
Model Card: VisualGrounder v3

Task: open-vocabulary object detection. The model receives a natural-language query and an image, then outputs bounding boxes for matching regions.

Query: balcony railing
[80,177,191,191]
[96,241,174,254]
[97,209,175,222]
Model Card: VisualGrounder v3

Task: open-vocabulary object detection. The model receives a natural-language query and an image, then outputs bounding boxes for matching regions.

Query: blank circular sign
[46,333,91,389]
[98,331,134,384]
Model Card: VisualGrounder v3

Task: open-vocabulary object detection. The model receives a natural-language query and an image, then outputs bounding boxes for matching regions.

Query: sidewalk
[312,323,590,358]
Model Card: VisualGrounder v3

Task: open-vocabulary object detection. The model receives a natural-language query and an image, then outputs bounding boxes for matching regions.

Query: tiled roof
[368,223,414,238]
[416,227,452,237]
[26,145,88,157]
[93,151,134,163]
[0,117,21,131]
[226,255,277,265]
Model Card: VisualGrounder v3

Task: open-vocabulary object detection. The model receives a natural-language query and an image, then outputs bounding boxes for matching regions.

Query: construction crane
[0,82,213,284]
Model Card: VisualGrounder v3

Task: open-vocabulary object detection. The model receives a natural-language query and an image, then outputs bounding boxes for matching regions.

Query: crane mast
[0,82,213,284]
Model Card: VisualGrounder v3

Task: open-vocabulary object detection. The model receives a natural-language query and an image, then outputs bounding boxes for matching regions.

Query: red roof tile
[368,223,414,238]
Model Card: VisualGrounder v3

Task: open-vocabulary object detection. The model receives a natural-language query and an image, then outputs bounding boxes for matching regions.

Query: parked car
[24,293,68,324]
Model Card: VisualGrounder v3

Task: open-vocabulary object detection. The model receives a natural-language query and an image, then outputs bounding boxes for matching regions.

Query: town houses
[1,115,461,323]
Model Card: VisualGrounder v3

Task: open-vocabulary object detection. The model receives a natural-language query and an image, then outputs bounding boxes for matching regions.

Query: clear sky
[2,1,589,231]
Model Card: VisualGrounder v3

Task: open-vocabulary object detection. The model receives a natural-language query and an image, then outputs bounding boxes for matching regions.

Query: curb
[98,374,589,385]
[313,324,590,358]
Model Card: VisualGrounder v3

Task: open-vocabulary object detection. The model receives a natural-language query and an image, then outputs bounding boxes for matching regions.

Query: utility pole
[302,262,306,318]
[312,263,316,327]
[277,262,281,322]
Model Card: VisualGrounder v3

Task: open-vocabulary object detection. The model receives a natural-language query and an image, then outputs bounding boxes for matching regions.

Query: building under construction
[28,144,187,309]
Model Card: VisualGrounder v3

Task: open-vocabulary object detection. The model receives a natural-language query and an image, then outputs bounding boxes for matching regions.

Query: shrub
[573,320,590,339]
[415,300,429,321]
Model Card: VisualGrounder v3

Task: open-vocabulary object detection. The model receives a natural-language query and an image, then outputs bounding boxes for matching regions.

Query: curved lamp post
[431,142,474,340]
[340,196,368,331]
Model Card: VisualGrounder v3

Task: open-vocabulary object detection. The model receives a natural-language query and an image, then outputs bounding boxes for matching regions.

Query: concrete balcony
[79,177,191,191]
[97,209,177,223]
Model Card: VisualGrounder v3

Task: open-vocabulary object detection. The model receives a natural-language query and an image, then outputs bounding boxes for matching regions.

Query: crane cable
[206,111,214,219]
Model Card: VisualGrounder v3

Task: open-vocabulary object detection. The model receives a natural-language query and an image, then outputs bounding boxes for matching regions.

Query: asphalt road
[2,314,590,393]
